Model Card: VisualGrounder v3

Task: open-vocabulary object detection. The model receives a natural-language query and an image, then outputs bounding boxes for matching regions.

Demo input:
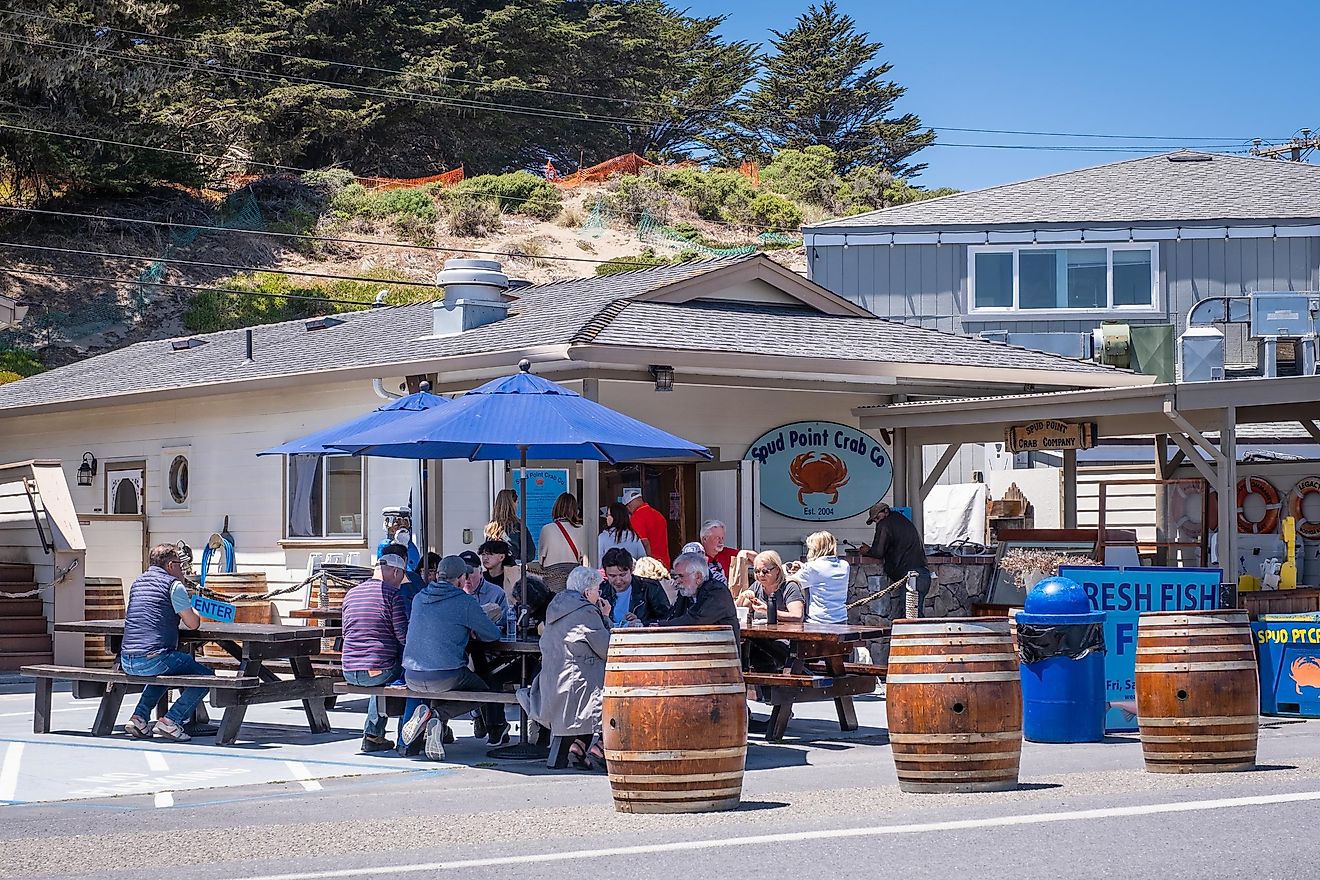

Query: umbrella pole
[518,445,529,625]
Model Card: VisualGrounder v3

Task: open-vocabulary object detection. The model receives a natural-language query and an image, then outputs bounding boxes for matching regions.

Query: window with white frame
[970,244,1158,313]
[286,454,364,539]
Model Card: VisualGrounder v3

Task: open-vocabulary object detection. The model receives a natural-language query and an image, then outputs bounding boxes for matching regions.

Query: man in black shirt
[860,502,932,617]
[665,551,739,638]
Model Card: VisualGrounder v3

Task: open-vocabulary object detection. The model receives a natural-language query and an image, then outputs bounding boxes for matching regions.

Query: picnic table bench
[741,620,890,742]
[50,620,341,744]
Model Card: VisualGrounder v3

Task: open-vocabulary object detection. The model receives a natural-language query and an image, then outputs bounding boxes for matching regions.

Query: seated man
[599,547,672,626]
[460,549,511,624]
[340,550,421,753]
[119,543,213,742]
[461,549,515,744]
[401,555,506,760]
[664,551,739,638]
[696,520,738,585]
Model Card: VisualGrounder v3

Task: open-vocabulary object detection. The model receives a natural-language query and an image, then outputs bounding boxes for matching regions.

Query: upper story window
[286,454,364,539]
[970,244,1158,314]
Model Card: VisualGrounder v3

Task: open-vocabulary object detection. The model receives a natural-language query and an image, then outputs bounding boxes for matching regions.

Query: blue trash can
[1016,576,1106,743]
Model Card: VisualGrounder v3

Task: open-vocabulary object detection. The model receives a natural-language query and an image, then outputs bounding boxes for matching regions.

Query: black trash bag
[1016,622,1106,664]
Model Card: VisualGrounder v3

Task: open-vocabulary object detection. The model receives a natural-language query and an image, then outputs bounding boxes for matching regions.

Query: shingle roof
[808,151,1320,230]
[0,254,1128,412]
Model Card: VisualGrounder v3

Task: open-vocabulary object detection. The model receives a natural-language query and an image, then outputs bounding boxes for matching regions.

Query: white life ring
[1169,482,1216,539]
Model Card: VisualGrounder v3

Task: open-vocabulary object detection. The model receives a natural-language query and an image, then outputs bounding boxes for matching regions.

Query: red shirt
[708,547,738,579]
[630,502,671,566]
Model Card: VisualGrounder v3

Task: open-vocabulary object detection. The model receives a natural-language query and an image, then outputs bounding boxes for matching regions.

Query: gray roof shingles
[809,151,1320,230]
[0,254,1121,411]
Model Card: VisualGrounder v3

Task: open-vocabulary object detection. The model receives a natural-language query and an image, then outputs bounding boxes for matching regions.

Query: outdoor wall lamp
[649,365,674,393]
[77,452,97,486]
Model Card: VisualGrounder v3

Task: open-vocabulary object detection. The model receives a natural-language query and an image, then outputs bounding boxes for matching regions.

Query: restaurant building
[0,254,1147,625]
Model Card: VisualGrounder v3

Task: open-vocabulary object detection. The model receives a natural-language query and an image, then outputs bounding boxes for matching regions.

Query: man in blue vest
[120,544,214,741]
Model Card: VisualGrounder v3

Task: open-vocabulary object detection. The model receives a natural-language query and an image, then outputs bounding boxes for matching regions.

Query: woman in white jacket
[799,531,850,624]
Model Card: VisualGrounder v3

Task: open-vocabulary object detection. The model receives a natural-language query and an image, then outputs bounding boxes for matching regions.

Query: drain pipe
[372,378,402,400]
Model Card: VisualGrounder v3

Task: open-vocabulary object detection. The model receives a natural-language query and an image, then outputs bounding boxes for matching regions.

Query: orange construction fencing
[356,166,465,190]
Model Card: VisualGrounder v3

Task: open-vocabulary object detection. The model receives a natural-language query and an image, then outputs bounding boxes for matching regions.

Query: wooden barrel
[1136,609,1258,773]
[602,626,747,813]
[886,617,1023,793]
[200,573,274,658]
[84,576,124,668]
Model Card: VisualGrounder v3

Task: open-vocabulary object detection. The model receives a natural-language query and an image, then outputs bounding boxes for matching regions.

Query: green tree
[742,2,933,176]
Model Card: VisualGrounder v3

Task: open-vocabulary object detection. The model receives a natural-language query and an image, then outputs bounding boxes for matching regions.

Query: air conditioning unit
[1180,327,1225,382]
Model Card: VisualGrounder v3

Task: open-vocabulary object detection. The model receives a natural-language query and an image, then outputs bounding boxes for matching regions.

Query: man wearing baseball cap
[400,554,506,759]
[340,544,418,753]
[624,487,671,567]
[860,501,931,616]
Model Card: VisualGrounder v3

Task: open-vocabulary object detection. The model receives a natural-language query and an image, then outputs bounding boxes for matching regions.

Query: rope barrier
[194,570,361,603]
[0,587,41,599]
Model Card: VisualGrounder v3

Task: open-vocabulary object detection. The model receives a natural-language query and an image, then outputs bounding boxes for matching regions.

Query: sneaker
[486,721,511,746]
[443,724,456,745]
[360,734,392,754]
[471,710,486,740]
[154,717,191,742]
[424,717,447,761]
[124,715,154,739]
[399,704,433,747]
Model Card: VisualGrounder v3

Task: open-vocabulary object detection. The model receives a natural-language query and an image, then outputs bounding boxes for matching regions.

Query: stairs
[0,563,52,671]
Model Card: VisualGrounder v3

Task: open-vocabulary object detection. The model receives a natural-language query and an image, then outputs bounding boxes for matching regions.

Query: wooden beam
[1168,432,1218,486]
[1063,448,1078,529]
[1163,401,1226,468]
[920,444,963,500]
[1300,420,1320,446]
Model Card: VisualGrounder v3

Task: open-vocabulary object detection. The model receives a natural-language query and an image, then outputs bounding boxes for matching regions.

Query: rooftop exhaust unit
[432,258,511,337]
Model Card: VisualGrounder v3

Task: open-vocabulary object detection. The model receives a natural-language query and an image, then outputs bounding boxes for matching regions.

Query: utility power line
[3,267,382,307]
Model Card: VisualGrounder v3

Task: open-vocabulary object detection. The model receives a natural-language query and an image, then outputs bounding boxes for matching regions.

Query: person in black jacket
[599,547,672,626]
[665,551,739,638]
[860,501,932,617]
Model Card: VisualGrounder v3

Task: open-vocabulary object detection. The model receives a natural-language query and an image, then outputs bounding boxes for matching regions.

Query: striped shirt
[340,578,409,672]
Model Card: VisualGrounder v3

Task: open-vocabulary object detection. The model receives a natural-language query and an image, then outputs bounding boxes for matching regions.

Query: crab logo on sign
[746,421,892,522]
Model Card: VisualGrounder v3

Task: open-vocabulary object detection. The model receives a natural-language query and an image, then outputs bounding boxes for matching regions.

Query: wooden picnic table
[740,619,889,742]
[54,619,341,745]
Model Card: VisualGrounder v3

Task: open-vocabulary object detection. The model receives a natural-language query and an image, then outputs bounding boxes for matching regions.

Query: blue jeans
[121,650,215,727]
[343,667,420,749]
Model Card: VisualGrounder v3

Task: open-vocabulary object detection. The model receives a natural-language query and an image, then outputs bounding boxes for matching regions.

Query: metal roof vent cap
[432,258,511,337]
[435,258,509,302]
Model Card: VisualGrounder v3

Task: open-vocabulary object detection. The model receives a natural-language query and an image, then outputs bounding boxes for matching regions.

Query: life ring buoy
[1288,477,1320,540]
[1237,476,1281,534]
[1169,482,1217,539]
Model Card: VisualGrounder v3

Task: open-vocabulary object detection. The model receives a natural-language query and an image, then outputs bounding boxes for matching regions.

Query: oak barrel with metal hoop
[1136,609,1258,773]
[886,617,1023,793]
[200,572,275,658]
[84,577,124,668]
[602,625,747,813]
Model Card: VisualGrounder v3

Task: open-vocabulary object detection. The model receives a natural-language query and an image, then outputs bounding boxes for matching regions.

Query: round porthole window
[168,455,189,504]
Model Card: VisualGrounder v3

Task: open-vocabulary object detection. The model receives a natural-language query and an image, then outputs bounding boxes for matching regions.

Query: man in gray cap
[400,554,506,760]
[860,501,931,616]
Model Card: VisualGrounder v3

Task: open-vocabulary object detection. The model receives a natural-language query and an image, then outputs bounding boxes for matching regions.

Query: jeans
[121,650,215,727]
[343,667,421,747]
[911,567,933,618]
[406,667,506,731]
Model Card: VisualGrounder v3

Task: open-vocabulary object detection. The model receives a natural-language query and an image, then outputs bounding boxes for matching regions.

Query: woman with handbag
[538,493,588,567]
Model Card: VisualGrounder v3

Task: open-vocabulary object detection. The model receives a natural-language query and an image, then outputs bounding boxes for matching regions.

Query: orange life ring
[1169,482,1217,538]
[1237,476,1281,534]
[1288,477,1320,540]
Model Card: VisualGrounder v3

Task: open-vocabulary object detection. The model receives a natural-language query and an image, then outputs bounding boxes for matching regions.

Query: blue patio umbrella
[328,359,710,612]
[257,389,446,456]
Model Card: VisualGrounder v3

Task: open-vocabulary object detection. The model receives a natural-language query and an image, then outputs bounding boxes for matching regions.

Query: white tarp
[923,483,989,546]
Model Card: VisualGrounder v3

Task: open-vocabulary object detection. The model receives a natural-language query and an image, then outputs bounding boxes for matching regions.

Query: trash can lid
[1024,576,1091,615]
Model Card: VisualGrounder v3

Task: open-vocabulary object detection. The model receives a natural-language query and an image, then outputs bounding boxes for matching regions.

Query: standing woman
[799,531,850,624]
[485,488,533,564]
[539,492,588,567]
[597,501,645,566]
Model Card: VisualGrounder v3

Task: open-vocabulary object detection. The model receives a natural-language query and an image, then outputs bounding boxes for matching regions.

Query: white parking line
[154,791,174,808]
[225,788,1320,880]
[284,761,322,792]
[0,707,96,718]
[0,742,23,801]
[144,751,169,772]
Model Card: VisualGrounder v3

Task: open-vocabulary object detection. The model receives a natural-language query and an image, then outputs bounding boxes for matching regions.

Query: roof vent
[170,337,208,351]
[305,316,346,331]
[433,258,511,337]
[1168,153,1214,162]
[506,277,533,291]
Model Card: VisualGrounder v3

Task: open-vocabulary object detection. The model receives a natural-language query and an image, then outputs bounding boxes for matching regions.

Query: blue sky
[684,0,1320,192]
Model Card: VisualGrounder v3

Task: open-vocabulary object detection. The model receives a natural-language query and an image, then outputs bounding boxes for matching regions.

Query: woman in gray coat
[518,565,612,769]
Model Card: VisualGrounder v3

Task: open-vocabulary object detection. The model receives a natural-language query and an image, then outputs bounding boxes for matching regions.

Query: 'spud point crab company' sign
[1006,420,1096,454]
[746,421,893,522]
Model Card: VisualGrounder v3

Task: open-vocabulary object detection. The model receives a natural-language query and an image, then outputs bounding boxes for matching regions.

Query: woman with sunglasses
[735,550,805,675]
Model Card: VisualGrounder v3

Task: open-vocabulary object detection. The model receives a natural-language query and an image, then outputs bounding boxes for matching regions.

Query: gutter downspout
[372,378,402,400]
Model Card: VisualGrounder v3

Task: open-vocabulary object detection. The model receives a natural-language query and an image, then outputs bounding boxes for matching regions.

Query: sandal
[567,738,589,769]
[585,740,606,772]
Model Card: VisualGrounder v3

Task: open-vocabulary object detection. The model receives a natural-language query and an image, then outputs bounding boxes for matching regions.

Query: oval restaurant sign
[745,421,893,521]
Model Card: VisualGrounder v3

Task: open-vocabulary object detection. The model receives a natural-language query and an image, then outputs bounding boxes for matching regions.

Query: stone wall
[846,554,997,664]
